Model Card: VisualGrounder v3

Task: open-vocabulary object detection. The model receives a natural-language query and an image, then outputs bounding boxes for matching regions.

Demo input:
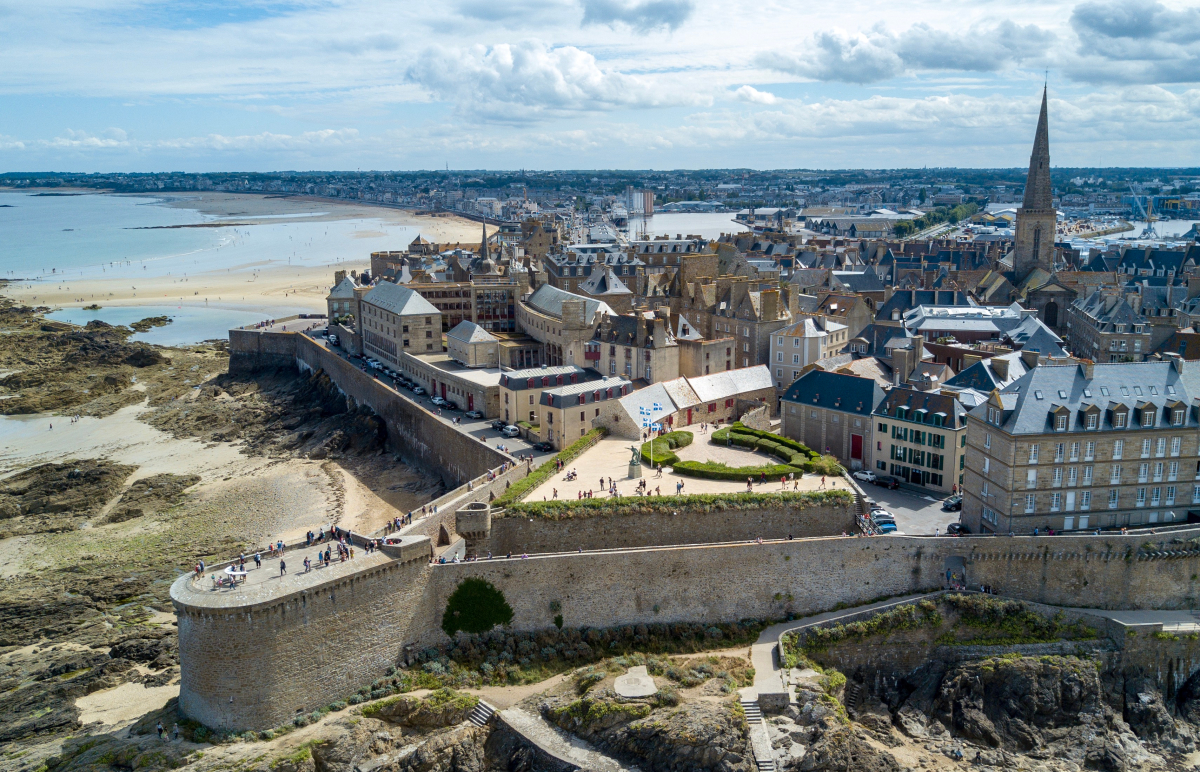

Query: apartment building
[497,365,603,426]
[872,389,968,494]
[780,370,886,472]
[769,316,849,390]
[359,282,441,369]
[1064,290,1151,362]
[539,377,633,449]
[962,357,1200,534]
[585,309,678,384]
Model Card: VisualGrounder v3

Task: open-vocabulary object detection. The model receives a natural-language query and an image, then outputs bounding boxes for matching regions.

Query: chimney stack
[1020,349,1041,370]
[1080,359,1095,380]
[762,289,779,321]
[991,357,1010,382]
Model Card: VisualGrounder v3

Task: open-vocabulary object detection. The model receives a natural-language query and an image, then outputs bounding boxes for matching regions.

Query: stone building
[404,276,520,333]
[446,321,499,368]
[769,316,849,391]
[780,370,886,471]
[1064,290,1152,362]
[517,284,613,367]
[498,365,605,427]
[961,357,1200,534]
[542,244,643,294]
[325,273,364,322]
[359,282,441,368]
[872,388,968,494]
[675,275,796,369]
[539,377,633,449]
[675,314,735,377]
[584,309,678,384]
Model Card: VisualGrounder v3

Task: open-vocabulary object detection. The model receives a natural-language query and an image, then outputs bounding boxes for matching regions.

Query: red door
[468,395,474,411]
[441,383,447,399]
[686,408,693,425]
[850,433,863,460]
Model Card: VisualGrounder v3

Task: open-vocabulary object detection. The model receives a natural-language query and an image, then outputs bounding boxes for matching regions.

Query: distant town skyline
[1,0,1198,172]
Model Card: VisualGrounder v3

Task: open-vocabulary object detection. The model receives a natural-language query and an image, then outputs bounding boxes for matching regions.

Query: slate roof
[327,276,358,299]
[579,267,632,296]
[876,290,973,322]
[874,388,968,429]
[781,369,886,416]
[525,284,613,323]
[540,377,632,408]
[944,351,1030,391]
[362,281,439,317]
[447,320,498,344]
[980,361,1200,435]
[499,365,597,391]
[688,366,774,402]
[831,271,885,293]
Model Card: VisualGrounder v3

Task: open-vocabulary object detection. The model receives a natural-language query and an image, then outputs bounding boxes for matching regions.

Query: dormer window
[1143,411,1155,428]
[1173,409,1185,426]
[1134,325,1144,334]
[1086,414,1097,430]
[1114,411,1127,428]
[1056,414,1067,431]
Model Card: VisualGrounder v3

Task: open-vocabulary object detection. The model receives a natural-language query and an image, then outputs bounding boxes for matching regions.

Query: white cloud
[1067,0,1200,84]
[733,85,778,104]
[405,40,701,121]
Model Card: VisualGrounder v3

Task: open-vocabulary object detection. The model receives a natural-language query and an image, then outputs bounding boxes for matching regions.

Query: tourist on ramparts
[280,559,286,576]
[254,552,261,569]
[304,557,311,572]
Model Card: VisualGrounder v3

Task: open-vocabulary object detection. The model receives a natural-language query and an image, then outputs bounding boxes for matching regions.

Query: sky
[1,0,1198,172]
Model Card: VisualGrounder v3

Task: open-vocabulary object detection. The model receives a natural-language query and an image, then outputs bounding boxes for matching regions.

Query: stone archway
[944,555,967,589]
[1044,301,1059,328]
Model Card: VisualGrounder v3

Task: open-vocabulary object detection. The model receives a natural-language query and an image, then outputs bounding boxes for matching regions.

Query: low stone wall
[228,328,299,374]
[485,501,857,555]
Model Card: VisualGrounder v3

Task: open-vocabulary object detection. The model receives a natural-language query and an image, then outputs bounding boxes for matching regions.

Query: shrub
[673,460,802,481]
[492,428,607,507]
[442,578,514,636]
[809,455,843,476]
[503,490,852,519]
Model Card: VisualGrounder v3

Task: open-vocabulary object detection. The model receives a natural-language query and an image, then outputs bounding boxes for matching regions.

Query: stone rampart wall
[228,330,511,486]
[486,502,856,555]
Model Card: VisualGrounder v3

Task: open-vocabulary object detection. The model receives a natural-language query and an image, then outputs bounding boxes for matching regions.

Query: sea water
[0,191,423,342]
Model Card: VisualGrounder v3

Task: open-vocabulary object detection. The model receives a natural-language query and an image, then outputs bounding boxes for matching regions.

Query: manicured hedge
[492,428,607,507]
[503,490,854,519]
[640,430,694,467]
[673,460,804,481]
[712,423,820,461]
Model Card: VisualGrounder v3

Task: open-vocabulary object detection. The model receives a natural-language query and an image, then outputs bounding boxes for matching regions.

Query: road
[858,481,962,535]
[303,330,557,463]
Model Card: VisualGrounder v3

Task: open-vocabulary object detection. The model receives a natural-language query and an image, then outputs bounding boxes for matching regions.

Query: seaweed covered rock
[361,688,479,729]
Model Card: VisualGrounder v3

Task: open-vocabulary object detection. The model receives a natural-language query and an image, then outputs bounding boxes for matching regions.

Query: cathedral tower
[1012,87,1057,279]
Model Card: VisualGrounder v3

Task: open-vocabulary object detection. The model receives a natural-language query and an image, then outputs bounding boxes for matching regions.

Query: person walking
[254,552,261,569]
[279,559,287,576]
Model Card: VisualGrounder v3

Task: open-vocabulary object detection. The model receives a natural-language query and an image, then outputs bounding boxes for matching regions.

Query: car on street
[412,386,426,395]
[500,425,521,438]
[942,495,962,511]
[874,520,897,533]
[328,334,339,346]
[430,396,447,407]
[852,471,876,483]
[464,410,484,419]
[870,509,895,523]
[490,419,508,431]
[946,522,967,535]
[532,441,553,452]
[871,475,900,490]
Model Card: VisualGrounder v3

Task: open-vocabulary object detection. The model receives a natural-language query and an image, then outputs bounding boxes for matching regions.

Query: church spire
[1022,86,1052,211]
[480,222,488,260]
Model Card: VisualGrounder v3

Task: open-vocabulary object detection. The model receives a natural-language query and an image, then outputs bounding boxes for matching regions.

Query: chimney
[636,312,648,347]
[1020,349,1040,370]
[1164,351,1185,374]
[730,278,749,313]
[1188,274,1200,300]
[963,353,983,370]
[762,289,779,321]
[1079,359,1094,380]
[991,357,1010,382]
[334,270,347,284]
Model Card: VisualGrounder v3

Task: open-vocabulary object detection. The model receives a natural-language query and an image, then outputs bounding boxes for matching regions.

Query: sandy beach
[3,191,492,317]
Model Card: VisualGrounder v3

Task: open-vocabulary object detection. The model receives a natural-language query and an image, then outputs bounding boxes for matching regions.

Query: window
[1167,486,1176,505]
[1173,410,1185,426]
[1156,437,1167,457]
[1070,442,1080,461]
[1068,467,1077,486]
[1029,444,1039,464]
[981,481,990,499]
[1194,484,1200,504]
[1051,492,1061,511]
[1080,491,1091,510]
[1151,487,1161,506]
[1113,439,1124,459]
[988,407,995,423]
[1143,411,1155,428]
[1025,494,1035,513]
[777,352,783,362]
[1111,465,1122,484]
[1137,487,1147,506]
[1083,466,1093,485]
[1141,438,1152,458]
[1086,413,1097,430]
[1154,462,1164,482]
[1027,469,1037,489]
[984,433,991,449]
[1139,463,1149,482]
[1085,441,1095,461]
[1114,412,1127,428]
[1054,443,1065,462]
[1055,414,1067,431]
[1172,437,1182,456]
[1109,489,1119,508]
[982,458,990,474]
[1053,467,1063,486]
[1169,461,1178,481]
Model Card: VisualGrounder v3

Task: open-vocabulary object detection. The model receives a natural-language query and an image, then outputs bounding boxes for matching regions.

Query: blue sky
[1,0,1198,171]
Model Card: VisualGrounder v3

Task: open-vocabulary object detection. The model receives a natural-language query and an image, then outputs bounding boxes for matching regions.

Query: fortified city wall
[227,329,511,485]
[172,523,1200,731]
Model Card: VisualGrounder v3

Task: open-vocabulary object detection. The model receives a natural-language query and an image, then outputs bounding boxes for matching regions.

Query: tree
[442,578,514,636]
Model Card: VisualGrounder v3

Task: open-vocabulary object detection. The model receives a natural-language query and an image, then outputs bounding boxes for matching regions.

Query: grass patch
[783,599,943,660]
[492,428,606,507]
[640,431,693,467]
[499,490,853,520]
[940,593,1097,646]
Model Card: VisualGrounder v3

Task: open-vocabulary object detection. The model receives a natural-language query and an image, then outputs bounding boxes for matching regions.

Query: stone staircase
[740,698,775,772]
[467,700,495,727]
[844,682,864,714]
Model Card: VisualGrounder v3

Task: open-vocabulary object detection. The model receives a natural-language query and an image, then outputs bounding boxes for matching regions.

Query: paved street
[859,483,962,536]
[303,331,557,463]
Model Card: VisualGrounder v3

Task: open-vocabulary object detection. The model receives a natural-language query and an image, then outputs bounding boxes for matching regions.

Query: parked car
[870,510,896,524]
[412,386,426,395]
[464,410,484,419]
[852,471,877,483]
[532,441,553,452]
[871,475,900,490]
[942,495,963,511]
[874,520,898,534]
[500,425,521,438]
[444,401,459,411]
[946,522,967,535]
[430,396,447,407]
[490,419,508,431]
[328,334,339,346]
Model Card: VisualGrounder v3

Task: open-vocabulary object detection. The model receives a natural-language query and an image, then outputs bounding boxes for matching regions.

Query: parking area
[303,331,557,463]
[858,481,962,536]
